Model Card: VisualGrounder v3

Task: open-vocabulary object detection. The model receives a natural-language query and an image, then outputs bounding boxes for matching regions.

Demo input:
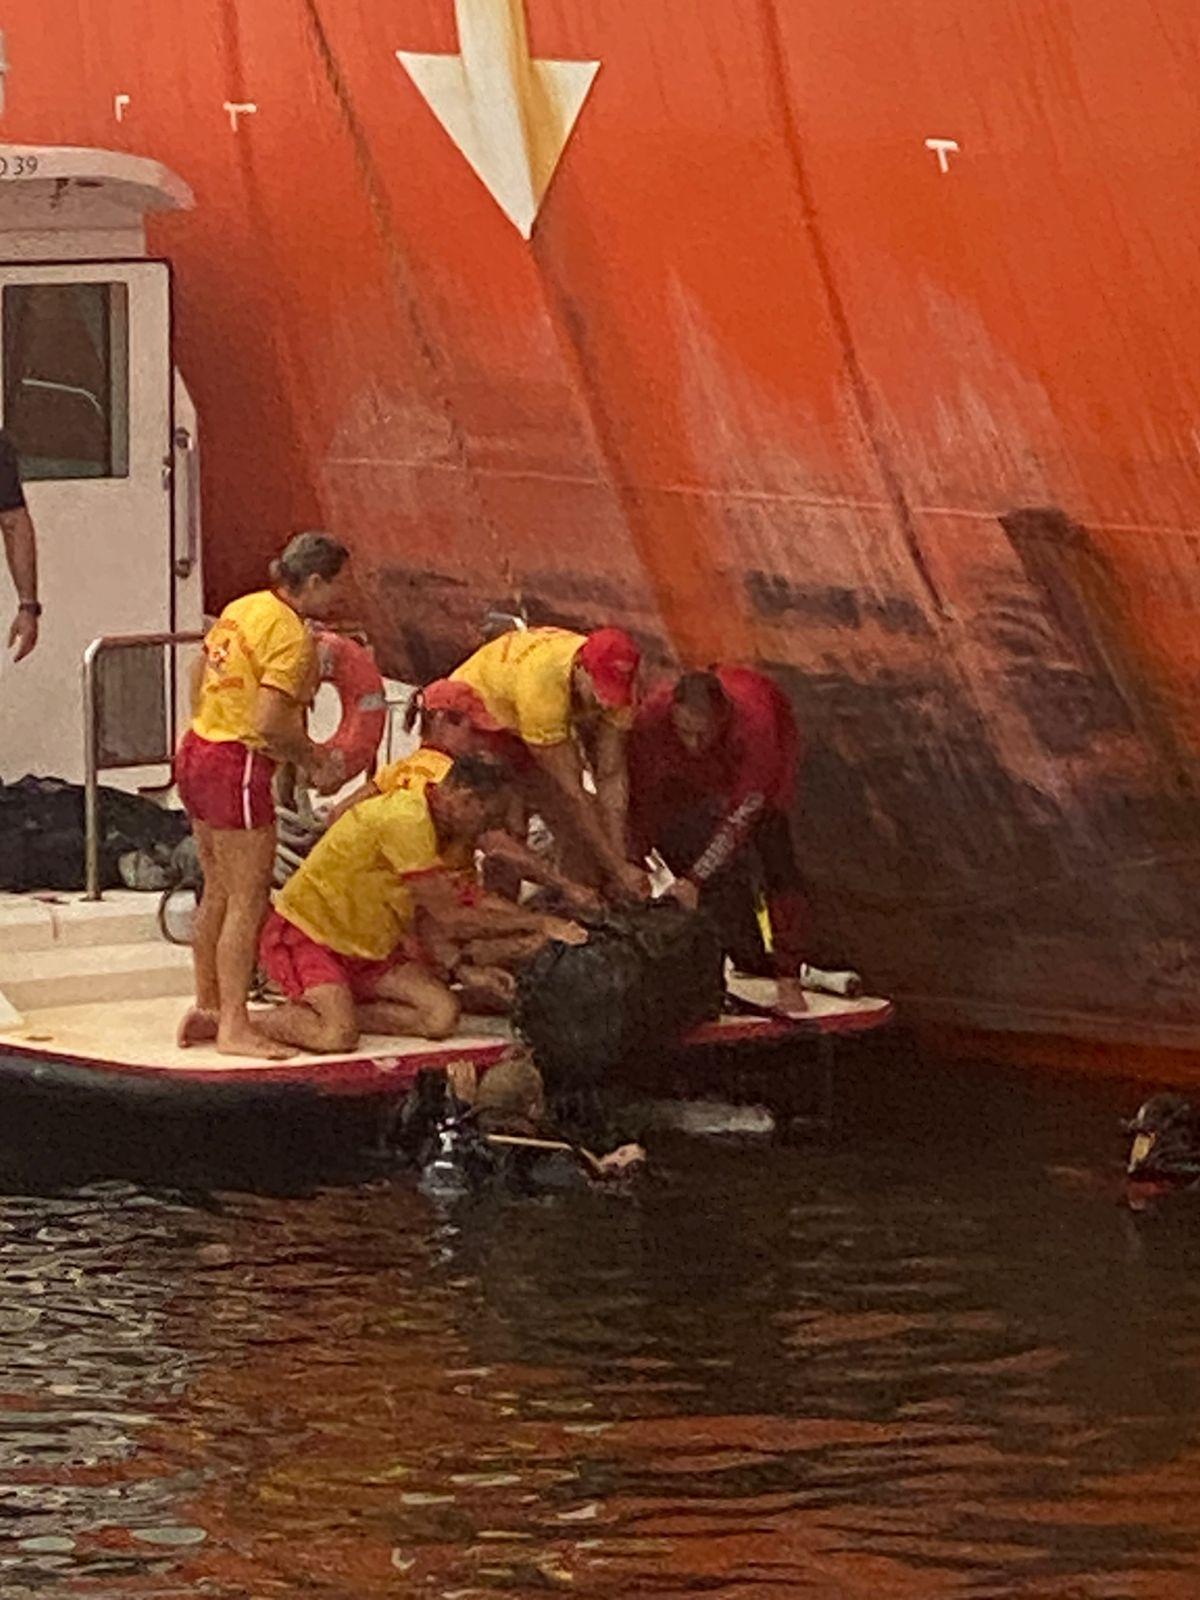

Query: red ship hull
[5,0,1200,1048]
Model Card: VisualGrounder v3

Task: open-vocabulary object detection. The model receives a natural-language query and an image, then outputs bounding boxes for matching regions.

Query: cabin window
[2,282,130,480]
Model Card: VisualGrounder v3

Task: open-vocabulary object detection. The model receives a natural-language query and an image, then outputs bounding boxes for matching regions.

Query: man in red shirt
[628,666,809,1010]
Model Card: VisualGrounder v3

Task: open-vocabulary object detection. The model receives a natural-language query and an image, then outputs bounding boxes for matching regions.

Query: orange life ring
[313,631,387,782]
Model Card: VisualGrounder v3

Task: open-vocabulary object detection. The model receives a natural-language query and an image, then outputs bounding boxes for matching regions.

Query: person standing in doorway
[175,531,351,1058]
[0,430,39,662]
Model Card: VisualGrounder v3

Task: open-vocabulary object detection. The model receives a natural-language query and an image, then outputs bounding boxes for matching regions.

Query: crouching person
[399,1050,647,1196]
[256,756,511,1053]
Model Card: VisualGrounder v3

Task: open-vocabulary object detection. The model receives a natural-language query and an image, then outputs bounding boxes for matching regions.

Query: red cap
[577,627,641,709]
[422,678,503,731]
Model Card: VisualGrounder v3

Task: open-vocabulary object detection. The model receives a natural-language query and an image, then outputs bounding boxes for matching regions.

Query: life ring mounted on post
[312,630,387,784]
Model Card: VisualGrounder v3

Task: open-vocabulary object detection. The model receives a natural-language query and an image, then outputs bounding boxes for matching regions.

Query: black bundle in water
[513,902,725,1094]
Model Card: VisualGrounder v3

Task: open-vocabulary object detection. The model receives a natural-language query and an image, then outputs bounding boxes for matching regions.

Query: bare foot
[215,1024,296,1061]
[177,1006,219,1049]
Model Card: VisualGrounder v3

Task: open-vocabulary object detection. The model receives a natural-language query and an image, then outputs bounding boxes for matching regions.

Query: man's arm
[532,740,646,896]
[671,695,786,901]
[409,872,584,942]
[255,685,342,792]
[592,719,630,857]
[1,507,38,662]
[476,829,603,918]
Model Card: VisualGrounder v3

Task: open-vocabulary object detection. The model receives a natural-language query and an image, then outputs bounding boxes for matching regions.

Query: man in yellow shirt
[175,532,350,1060]
[451,626,647,898]
[256,755,583,1053]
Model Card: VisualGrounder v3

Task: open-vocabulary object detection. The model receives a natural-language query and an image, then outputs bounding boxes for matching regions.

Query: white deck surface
[725,974,893,1025]
[0,892,893,1075]
[2,993,514,1072]
[0,991,892,1077]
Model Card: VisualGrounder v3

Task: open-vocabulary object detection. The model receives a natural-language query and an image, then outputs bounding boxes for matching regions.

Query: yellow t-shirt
[275,789,444,961]
[451,627,584,747]
[375,746,453,796]
[192,590,314,748]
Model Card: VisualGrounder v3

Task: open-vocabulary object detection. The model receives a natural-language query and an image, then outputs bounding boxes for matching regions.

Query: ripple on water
[1,1059,1199,1597]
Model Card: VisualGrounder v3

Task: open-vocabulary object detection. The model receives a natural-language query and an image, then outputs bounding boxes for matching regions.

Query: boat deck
[0,888,894,1103]
[0,989,894,1098]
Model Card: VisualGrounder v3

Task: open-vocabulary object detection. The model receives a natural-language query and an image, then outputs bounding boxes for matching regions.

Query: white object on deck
[799,963,863,998]
[726,971,891,1024]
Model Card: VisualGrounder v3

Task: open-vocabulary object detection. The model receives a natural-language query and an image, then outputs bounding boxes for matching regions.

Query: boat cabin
[0,143,202,788]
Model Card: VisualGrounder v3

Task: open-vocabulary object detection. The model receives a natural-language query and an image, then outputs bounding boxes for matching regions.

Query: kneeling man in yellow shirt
[257,756,581,1054]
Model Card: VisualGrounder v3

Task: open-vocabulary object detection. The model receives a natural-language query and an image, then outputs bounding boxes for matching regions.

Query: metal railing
[83,633,418,899]
[83,630,204,901]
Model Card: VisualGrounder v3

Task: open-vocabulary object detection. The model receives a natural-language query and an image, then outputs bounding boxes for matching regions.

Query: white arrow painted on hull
[397,0,600,239]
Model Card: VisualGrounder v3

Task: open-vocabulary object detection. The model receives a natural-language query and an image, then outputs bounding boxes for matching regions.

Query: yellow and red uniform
[260,787,470,1000]
[374,746,453,797]
[177,590,314,831]
[451,628,587,748]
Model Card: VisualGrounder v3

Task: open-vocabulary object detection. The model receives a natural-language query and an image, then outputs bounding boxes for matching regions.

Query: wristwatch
[17,600,41,617]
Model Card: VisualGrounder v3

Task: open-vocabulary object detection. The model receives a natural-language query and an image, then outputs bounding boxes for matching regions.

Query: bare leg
[178,823,222,1047]
[456,963,516,1015]
[208,827,294,1059]
[356,964,460,1040]
[257,982,358,1054]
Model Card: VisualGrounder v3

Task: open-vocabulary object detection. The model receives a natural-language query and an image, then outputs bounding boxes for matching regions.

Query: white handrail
[82,630,204,901]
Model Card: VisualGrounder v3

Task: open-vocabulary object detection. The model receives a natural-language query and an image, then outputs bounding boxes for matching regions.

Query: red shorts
[176,730,276,831]
[259,910,400,1001]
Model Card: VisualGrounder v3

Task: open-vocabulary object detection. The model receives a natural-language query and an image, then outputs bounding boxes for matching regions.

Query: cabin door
[0,260,175,785]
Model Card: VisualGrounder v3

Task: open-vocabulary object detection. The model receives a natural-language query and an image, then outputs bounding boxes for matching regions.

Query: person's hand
[597,1143,647,1177]
[667,877,701,913]
[611,862,652,902]
[775,976,810,1014]
[8,609,37,662]
[562,883,604,920]
[308,747,347,795]
[543,917,588,947]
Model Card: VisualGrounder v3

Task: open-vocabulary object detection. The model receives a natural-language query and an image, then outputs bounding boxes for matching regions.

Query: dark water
[2,1046,1199,1600]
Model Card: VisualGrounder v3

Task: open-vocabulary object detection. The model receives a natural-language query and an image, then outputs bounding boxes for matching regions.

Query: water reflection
[3,1049,1200,1597]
